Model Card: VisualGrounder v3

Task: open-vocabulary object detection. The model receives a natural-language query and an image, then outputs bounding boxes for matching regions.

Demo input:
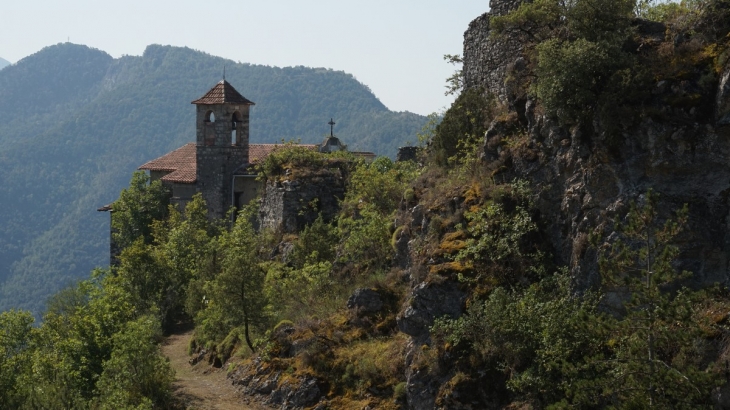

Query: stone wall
[195,103,250,155]
[196,145,247,218]
[462,0,529,106]
[259,166,346,233]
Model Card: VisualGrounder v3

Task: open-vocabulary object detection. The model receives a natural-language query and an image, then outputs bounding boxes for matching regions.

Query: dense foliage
[0,274,174,409]
[490,0,730,131]
[428,87,494,165]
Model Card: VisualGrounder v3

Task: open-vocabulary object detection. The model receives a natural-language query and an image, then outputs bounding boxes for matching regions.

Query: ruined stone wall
[462,0,529,105]
[259,167,346,233]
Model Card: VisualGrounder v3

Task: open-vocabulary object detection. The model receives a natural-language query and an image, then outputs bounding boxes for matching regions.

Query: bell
[231,120,238,130]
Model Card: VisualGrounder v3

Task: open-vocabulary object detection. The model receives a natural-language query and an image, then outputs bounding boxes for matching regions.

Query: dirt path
[162,328,267,410]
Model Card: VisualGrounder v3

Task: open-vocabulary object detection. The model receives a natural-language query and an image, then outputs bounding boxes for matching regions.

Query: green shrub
[342,156,420,216]
[455,180,544,286]
[256,143,355,179]
[393,381,407,400]
[290,214,338,268]
[431,270,602,406]
[492,0,639,125]
[338,203,393,273]
[429,89,494,165]
[535,38,629,124]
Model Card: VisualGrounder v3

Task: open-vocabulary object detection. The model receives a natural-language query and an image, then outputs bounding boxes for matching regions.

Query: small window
[205,110,215,123]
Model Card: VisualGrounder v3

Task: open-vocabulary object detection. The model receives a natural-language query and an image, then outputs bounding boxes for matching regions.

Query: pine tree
[592,191,719,408]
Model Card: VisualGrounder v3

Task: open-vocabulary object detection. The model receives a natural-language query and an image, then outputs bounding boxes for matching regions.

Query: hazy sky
[1,1,489,115]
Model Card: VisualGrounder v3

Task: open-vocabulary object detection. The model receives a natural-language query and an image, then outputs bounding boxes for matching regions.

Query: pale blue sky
[1,1,489,115]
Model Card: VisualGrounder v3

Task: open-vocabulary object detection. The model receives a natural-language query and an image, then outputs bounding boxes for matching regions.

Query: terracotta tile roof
[191,80,255,105]
[138,143,319,184]
[161,167,197,184]
[248,144,318,164]
[138,143,197,184]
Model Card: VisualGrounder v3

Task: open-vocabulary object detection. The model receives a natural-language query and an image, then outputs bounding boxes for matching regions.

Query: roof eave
[190,100,255,105]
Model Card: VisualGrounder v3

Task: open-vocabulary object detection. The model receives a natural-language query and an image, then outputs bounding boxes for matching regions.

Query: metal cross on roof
[328,118,336,137]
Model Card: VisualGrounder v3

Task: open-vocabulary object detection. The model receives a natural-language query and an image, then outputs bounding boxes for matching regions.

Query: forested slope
[0,43,426,314]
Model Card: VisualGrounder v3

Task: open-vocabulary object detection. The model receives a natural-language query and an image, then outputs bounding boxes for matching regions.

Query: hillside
[0,43,427,314]
[7,1,730,409]
[0,57,10,70]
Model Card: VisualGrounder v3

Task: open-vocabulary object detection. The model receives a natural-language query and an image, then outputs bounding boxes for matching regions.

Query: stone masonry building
[99,80,375,263]
[133,80,374,219]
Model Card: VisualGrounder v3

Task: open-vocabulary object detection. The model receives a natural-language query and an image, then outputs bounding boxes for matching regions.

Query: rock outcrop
[465,5,730,292]
[230,358,326,409]
[397,0,730,407]
[347,288,384,315]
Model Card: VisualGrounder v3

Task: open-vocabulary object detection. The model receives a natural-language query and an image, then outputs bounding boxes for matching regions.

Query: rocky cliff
[395,0,730,407]
[218,2,730,408]
[465,0,730,290]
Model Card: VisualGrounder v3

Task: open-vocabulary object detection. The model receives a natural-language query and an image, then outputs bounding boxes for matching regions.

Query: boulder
[347,288,383,314]
[397,281,465,339]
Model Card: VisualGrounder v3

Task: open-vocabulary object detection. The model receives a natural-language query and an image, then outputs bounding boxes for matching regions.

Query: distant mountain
[0,57,9,70]
[0,43,427,314]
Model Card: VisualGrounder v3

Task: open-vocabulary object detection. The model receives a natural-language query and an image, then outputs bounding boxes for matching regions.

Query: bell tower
[191,80,255,218]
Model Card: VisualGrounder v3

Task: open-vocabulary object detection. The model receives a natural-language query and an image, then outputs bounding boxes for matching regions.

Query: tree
[25,270,138,407]
[429,88,493,165]
[342,156,419,217]
[200,205,267,351]
[492,0,638,124]
[444,54,464,96]
[289,214,338,269]
[455,180,543,287]
[112,171,170,251]
[116,239,167,314]
[592,191,720,407]
[0,310,34,407]
[535,38,626,123]
[338,203,393,273]
[94,315,174,409]
[161,194,219,322]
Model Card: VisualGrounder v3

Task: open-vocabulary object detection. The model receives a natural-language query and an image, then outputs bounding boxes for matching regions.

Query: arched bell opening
[204,110,216,146]
[231,111,242,145]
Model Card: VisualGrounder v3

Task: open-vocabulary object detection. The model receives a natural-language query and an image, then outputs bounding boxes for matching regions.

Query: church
[134,79,373,219]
